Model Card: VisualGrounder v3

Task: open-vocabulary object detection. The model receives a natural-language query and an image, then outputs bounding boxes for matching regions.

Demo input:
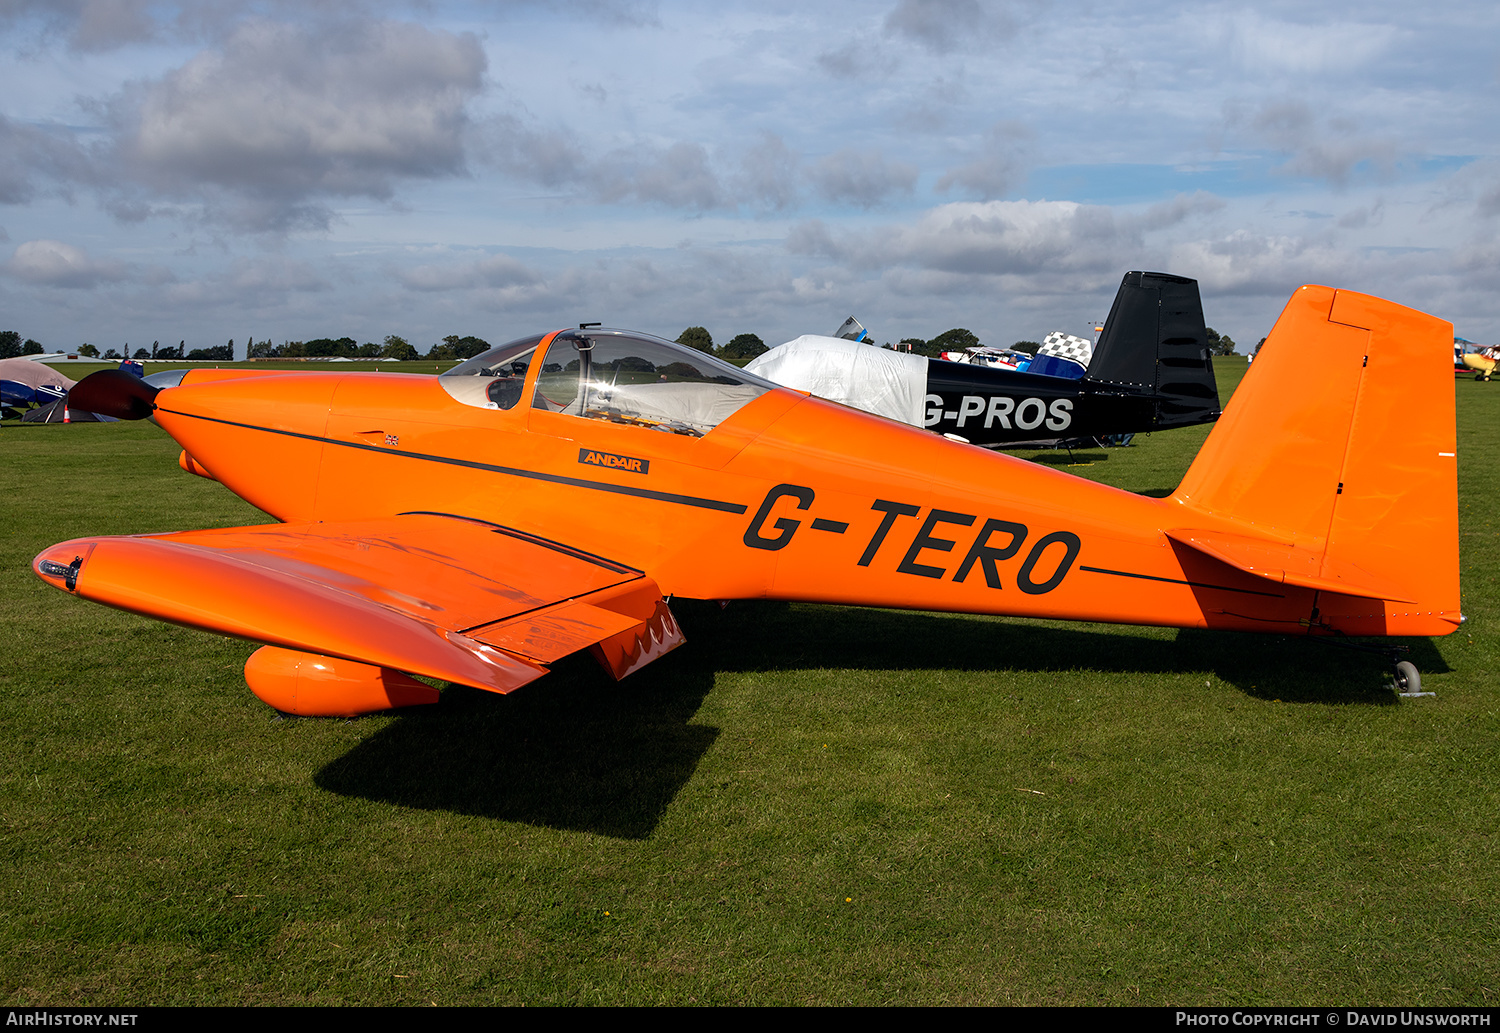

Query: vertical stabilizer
[1171,285,1459,633]
[1085,271,1220,429]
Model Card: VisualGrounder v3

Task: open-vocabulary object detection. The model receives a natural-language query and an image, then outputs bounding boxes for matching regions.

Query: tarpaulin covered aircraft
[0,357,72,418]
[746,270,1221,447]
[36,285,1459,715]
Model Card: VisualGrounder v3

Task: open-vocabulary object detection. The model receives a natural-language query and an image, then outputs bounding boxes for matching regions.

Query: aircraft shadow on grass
[314,601,1449,838]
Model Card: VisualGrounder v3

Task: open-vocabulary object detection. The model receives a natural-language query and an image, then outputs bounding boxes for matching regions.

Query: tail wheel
[1394,660,1421,695]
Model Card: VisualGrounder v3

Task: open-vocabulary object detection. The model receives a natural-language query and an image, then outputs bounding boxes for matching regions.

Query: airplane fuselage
[151,361,1441,640]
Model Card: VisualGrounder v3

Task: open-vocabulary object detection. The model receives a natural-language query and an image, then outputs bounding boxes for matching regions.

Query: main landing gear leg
[1309,636,1434,698]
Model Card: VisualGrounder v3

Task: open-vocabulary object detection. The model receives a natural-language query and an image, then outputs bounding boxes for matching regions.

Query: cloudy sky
[2,0,1497,356]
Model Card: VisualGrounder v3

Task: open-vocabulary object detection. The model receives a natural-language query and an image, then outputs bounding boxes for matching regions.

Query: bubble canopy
[442,328,778,436]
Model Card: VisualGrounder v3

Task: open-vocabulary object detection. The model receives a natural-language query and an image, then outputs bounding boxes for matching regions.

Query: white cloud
[105,19,486,229]
[790,200,1136,275]
[882,0,1017,54]
[3,1,1499,351]
[1137,191,1227,231]
[3,238,125,287]
[809,148,917,208]
[1223,11,1397,75]
[936,121,1032,199]
[1165,230,1360,296]
[1228,99,1400,188]
[0,116,97,205]
[734,132,800,212]
[593,141,724,210]
[398,253,539,292]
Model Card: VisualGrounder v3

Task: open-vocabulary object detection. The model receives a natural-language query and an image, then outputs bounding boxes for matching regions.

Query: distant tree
[898,336,947,358]
[78,343,99,358]
[719,333,767,365]
[22,338,43,355]
[151,340,159,358]
[282,341,307,358]
[155,343,182,360]
[444,335,491,360]
[1012,340,1040,354]
[928,329,980,356]
[382,335,418,361]
[1204,327,1237,356]
[248,340,278,359]
[104,348,120,359]
[305,337,358,358]
[187,345,233,360]
[0,331,21,359]
[358,342,381,358]
[133,347,148,359]
[676,327,715,354]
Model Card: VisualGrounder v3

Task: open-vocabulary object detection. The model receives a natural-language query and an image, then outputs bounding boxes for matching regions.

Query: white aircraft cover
[746,335,928,426]
[0,357,75,391]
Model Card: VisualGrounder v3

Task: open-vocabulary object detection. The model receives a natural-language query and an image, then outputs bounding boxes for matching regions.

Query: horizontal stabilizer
[1165,529,1416,603]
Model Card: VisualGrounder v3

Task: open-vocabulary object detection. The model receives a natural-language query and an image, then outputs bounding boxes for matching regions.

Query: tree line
[0,323,1245,366]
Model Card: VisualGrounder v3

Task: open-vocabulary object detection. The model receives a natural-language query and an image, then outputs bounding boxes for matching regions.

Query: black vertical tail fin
[1084,271,1220,429]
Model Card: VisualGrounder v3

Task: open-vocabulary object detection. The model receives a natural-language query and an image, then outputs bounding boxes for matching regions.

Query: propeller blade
[67,370,161,421]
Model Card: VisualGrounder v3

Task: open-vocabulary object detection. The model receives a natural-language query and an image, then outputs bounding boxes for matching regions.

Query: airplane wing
[33,512,685,698]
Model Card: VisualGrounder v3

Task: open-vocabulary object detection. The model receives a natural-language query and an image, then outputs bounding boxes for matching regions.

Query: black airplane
[750,270,1222,449]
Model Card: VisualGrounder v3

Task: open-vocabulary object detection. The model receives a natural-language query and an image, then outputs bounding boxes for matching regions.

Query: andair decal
[924,394,1073,432]
[578,448,650,474]
[743,484,1081,594]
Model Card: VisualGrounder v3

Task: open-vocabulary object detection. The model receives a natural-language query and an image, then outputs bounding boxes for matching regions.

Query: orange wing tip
[34,541,96,592]
[245,646,439,717]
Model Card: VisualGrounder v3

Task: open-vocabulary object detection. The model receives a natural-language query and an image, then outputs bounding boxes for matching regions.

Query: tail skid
[1167,285,1459,635]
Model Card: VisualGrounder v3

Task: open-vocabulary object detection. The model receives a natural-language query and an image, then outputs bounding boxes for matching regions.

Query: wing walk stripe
[1079,564,1285,598]
[397,511,641,574]
[161,409,750,515]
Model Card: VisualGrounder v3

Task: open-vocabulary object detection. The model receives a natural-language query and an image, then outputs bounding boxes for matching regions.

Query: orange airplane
[37,285,1459,714]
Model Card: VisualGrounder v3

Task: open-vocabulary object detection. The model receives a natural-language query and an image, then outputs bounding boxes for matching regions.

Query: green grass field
[1,360,1496,1006]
